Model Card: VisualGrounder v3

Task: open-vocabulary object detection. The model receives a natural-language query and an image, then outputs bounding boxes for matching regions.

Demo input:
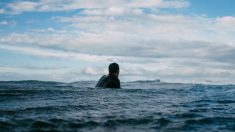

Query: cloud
[2,13,233,59]
[217,16,235,27]
[0,44,122,62]
[0,21,16,26]
[1,0,235,83]
[81,7,143,16]
[54,13,235,45]
[0,66,70,82]
[0,9,5,14]
[7,1,38,14]
[3,0,189,14]
[1,13,235,66]
[0,21,9,25]
[81,67,106,76]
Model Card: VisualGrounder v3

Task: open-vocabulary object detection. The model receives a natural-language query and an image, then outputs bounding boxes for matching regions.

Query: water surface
[0,80,235,131]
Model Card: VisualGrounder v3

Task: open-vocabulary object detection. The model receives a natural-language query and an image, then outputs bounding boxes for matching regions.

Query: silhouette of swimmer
[96,63,121,88]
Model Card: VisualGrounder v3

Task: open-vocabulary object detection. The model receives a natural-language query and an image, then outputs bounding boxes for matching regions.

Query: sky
[0,0,235,83]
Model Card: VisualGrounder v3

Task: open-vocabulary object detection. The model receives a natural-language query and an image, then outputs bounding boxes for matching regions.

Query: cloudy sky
[0,0,235,83]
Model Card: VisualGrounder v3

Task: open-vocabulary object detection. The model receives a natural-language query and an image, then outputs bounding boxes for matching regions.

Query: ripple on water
[0,81,235,131]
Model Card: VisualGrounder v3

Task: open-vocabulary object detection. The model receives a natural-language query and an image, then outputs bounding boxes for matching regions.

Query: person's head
[109,63,119,77]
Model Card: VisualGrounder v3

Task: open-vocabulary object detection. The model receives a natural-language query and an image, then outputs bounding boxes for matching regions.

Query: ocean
[0,80,234,132]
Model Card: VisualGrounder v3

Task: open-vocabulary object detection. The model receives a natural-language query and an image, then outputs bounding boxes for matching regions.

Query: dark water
[0,80,235,132]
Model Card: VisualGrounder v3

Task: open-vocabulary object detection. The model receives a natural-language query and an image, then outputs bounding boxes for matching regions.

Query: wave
[127,79,161,83]
[1,79,234,87]
[1,116,234,131]
[0,80,234,131]
[0,80,63,85]
[0,117,172,130]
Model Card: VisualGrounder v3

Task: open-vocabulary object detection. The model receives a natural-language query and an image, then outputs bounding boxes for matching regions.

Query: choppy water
[0,80,235,132]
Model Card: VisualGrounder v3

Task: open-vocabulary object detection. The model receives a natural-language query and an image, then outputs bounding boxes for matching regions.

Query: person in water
[96,63,121,88]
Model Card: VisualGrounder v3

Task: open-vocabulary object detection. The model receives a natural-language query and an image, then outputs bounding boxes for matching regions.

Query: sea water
[0,80,235,131]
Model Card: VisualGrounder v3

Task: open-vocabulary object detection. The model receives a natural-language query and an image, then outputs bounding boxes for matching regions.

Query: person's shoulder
[96,75,110,87]
[100,75,107,79]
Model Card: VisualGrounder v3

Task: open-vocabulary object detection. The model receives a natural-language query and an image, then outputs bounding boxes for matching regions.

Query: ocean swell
[0,80,235,131]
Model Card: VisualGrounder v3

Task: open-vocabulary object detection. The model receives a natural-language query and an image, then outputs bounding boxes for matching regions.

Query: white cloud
[0,44,122,62]
[0,21,16,26]
[0,9,5,14]
[1,0,235,83]
[1,13,235,65]
[0,66,71,82]
[217,16,235,27]
[0,21,8,25]
[4,0,189,14]
[7,1,38,14]
[82,67,106,75]
[53,13,235,45]
[81,7,143,16]
[128,0,189,8]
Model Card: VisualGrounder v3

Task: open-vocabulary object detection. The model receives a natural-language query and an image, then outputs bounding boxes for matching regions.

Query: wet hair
[109,63,119,74]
